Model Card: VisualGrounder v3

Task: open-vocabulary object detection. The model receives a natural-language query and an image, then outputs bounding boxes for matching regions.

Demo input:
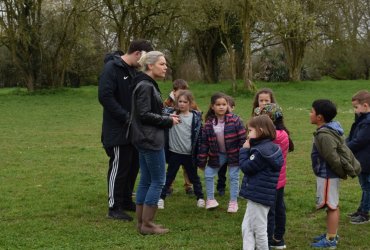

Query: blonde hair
[138,51,164,71]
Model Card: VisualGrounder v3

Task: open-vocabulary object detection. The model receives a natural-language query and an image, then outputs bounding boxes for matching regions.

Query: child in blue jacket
[346,90,370,224]
[239,115,283,250]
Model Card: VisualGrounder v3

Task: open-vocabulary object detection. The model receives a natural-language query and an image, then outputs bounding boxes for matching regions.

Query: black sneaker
[108,208,133,221]
[270,238,286,249]
[347,211,360,218]
[350,214,370,224]
[122,202,136,212]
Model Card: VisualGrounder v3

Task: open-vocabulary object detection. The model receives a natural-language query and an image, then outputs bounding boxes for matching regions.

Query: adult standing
[131,51,180,234]
[98,39,153,221]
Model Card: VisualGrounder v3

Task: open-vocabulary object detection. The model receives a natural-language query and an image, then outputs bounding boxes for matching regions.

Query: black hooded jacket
[130,73,173,150]
[98,54,138,148]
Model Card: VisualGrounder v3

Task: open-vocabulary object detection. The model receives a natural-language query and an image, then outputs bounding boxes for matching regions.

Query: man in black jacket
[98,39,153,221]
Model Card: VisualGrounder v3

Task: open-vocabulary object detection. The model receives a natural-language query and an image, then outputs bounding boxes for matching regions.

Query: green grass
[0,79,369,249]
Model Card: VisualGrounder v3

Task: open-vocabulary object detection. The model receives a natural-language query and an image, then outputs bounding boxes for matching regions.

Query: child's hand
[243,139,250,148]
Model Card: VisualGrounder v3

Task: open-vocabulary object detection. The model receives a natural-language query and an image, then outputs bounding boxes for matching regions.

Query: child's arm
[347,123,370,153]
[197,125,209,169]
[235,116,247,148]
[315,133,346,178]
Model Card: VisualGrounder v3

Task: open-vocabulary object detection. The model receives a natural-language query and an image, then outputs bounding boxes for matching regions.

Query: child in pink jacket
[254,103,294,249]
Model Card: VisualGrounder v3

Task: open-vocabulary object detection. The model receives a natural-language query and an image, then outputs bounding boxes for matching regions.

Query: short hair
[247,115,276,140]
[138,51,164,71]
[312,99,337,122]
[127,39,153,54]
[352,90,370,105]
[173,79,189,91]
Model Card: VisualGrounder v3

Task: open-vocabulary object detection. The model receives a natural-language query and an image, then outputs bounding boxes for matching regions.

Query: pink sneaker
[206,199,219,209]
[227,201,238,213]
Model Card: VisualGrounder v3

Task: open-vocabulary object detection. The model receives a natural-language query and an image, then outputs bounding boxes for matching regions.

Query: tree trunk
[282,38,306,82]
[242,0,256,91]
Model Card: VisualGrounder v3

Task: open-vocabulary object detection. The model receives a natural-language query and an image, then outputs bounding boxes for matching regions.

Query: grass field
[0,79,369,249]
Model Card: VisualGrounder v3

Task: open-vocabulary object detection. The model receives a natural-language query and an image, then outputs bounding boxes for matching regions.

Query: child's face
[247,127,257,139]
[352,101,370,114]
[310,108,319,124]
[177,96,190,113]
[258,93,271,108]
[212,98,228,117]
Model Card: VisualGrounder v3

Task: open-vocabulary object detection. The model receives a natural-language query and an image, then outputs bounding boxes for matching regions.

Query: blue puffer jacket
[346,113,370,174]
[239,138,283,207]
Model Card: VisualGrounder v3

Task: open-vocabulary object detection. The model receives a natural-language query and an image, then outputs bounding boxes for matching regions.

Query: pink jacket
[274,130,289,189]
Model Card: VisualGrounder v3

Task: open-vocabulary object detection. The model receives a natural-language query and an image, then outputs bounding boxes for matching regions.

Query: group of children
[156,78,370,249]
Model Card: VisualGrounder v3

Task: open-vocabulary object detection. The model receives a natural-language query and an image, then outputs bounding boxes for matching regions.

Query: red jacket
[274,130,289,189]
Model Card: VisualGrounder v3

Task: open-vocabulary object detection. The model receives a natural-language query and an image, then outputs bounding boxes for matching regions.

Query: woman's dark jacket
[130,73,173,150]
[239,138,283,207]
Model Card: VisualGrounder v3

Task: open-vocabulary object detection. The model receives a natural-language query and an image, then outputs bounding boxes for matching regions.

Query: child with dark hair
[310,99,343,248]
[346,90,370,224]
[217,95,236,196]
[198,92,246,212]
[240,115,283,250]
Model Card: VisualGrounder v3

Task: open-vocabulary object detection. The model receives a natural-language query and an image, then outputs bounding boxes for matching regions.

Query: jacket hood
[323,121,344,136]
[251,139,283,171]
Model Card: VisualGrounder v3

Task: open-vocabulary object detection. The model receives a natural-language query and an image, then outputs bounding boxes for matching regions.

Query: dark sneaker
[347,211,360,218]
[185,188,194,195]
[270,238,286,249]
[218,189,225,196]
[350,214,370,224]
[313,234,339,243]
[121,202,136,212]
[311,237,337,249]
[108,209,133,221]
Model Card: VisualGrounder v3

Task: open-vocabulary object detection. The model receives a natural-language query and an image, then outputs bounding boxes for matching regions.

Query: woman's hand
[170,114,180,125]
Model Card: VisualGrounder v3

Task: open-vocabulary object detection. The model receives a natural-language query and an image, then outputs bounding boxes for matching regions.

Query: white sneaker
[197,198,205,208]
[157,199,164,209]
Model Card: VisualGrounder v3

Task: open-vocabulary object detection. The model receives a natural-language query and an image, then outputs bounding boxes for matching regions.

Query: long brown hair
[174,90,195,115]
[247,115,276,141]
[205,92,229,123]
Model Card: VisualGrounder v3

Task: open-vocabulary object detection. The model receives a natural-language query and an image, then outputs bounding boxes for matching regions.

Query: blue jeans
[267,187,286,242]
[358,173,370,213]
[136,147,166,206]
[204,153,239,201]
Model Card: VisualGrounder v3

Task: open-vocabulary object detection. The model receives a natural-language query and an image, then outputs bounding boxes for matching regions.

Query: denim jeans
[136,147,166,206]
[267,187,286,242]
[205,153,240,201]
[160,151,204,200]
[358,173,370,213]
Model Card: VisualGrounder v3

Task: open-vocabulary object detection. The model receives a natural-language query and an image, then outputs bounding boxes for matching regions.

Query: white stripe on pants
[242,200,270,250]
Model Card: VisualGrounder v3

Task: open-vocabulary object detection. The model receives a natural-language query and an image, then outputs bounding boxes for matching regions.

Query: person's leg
[135,149,151,227]
[204,166,219,200]
[228,166,240,202]
[160,151,182,200]
[327,208,339,236]
[183,154,204,200]
[253,202,270,250]
[242,200,256,250]
[140,148,168,234]
[267,191,277,244]
[217,163,227,194]
[273,188,286,241]
[326,178,339,239]
[122,144,140,210]
[362,174,370,215]
[183,167,193,194]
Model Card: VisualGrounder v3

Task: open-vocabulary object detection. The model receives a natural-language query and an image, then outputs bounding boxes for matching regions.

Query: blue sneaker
[313,234,339,243]
[311,237,337,249]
